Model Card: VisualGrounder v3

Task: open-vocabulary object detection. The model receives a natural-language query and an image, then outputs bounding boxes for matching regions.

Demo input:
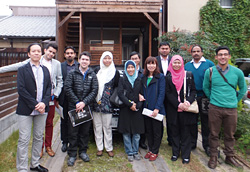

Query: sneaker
[128,155,134,162]
[134,154,141,160]
[144,152,152,159]
[171,155,178,161]
[79,152,90,162]
[67,157,76,166]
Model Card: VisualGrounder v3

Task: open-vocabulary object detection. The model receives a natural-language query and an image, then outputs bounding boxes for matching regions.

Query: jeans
[123,133,140,156]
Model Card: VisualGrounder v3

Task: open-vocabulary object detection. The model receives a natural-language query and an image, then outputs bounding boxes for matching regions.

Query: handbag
[68,105,93,127]
[184,71,199,113]
[110,87,125,107]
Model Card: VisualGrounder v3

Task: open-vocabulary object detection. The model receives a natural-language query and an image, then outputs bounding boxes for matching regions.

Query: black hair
[215,46,230,55]
[27,43,42,53]
[45,43,58,51]
[158,42,171,48]
[129,51,141,59]
[79,51,91,60]
[191,45,203,52]
[64,46,76,53]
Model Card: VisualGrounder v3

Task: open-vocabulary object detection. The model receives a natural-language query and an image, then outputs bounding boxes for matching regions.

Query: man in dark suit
[156,42,172,76]
[16,43,51,172]
[59,46,78,152]
[155,42,173,146]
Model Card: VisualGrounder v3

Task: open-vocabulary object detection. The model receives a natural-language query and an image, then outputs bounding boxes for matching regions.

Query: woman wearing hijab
[117,60,144,162]
[93,51,120,157]
[165,55,196,164]
[142,56,166,161]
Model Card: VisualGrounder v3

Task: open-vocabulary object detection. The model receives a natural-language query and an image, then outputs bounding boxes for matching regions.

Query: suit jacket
[165,71,197,125]
[156,55,172,74]
[59,60,78,106]
[40,56,63,97]
[0,57,63,97]
[16,62,51,115]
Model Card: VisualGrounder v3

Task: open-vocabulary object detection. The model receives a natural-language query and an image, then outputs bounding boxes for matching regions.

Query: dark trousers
[166,119,173,145]
[144,116,163,154]
[60,99,69,144]
[139,134,146,145]
[197,96,210,150]
[170,112,191,159]
[208,104,237,157]
[67,120,91,157]
[190,115,198,149]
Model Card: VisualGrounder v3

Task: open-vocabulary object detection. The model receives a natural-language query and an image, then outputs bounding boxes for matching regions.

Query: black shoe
[30,165,48,172]
[182,159,190,164]
[67,157,76,166]
[139,143,148,149]
[79,152,90,162]
[171,155,178,161]
[61,143,68,152]
[205,147,210,157]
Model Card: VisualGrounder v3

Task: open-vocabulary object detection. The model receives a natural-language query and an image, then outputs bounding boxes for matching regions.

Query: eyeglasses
[217,53,229,57]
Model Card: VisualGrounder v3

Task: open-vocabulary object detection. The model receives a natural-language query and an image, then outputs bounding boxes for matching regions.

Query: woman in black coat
[118,60,144,162]
[165,55,196,164]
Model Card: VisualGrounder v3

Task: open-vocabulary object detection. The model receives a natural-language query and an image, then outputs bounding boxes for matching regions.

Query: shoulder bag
[184,71,199,113]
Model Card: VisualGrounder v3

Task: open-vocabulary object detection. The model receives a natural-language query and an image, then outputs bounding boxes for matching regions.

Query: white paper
[55,105,63,119]
[142,108,164,121]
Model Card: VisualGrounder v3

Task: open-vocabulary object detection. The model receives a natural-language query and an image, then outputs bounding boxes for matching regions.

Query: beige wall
[168,0,208,32]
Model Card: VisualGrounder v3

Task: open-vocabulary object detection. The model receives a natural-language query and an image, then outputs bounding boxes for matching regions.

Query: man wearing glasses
[203,46,246,169]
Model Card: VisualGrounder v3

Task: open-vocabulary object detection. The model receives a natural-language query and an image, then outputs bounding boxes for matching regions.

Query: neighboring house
[168,0,233,32]
[0,6,56,66]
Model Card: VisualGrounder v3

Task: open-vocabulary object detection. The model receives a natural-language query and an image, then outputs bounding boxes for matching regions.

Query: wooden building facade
[56,0,167,65]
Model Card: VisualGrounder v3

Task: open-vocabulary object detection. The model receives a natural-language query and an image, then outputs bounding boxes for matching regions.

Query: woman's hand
[183,101,190,111]
[139,94,146,101]
[130,102,137,111]
[151,109,159,117]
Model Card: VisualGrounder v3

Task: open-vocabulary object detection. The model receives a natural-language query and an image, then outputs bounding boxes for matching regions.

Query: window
[220,0,233,8]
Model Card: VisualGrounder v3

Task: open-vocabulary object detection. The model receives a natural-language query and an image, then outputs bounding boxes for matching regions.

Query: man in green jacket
[203,46,246,169]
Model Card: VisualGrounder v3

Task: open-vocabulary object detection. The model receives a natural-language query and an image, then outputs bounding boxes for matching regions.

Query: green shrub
[157,30,219,63]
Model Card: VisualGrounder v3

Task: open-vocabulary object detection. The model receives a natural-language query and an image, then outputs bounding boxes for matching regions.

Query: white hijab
[96,51,116,102]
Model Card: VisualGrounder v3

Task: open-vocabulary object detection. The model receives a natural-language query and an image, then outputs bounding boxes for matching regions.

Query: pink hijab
[168,55,185,92]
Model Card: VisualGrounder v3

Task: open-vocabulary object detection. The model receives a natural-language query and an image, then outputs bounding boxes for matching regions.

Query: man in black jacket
[155,42,173,146]
[58,46,78,152]
[64,51,98,166]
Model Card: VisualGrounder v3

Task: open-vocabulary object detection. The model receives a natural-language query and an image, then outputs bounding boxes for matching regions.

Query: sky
[0,0,55,16]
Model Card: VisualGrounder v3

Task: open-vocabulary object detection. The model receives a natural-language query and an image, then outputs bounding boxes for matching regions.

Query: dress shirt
[190,56,206,69]
[30,62,44,115]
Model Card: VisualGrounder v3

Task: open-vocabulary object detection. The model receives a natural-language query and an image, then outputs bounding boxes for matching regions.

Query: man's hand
[76,101,85,112]
[35,102,46,114]
[55,100,59,108]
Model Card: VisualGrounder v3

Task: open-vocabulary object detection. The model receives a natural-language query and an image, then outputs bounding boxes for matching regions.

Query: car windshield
[235,59,250,77]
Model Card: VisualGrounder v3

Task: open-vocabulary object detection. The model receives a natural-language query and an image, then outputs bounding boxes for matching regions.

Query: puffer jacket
[64,65,98,111]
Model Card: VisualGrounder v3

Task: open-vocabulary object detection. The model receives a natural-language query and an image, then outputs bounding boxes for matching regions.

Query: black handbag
[68,105,93,127]
[110,87,126,107]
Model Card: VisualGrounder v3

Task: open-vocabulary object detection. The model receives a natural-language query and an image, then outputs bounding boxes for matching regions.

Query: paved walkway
[35,115,249,172]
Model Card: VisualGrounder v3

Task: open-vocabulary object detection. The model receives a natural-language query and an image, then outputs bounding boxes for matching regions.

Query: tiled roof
[0,16,56,38]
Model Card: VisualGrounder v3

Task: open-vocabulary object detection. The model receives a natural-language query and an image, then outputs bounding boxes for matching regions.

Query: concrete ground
[37,115,250,172]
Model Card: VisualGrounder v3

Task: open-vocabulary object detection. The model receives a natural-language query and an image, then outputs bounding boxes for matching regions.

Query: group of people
[0,41,246,172]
